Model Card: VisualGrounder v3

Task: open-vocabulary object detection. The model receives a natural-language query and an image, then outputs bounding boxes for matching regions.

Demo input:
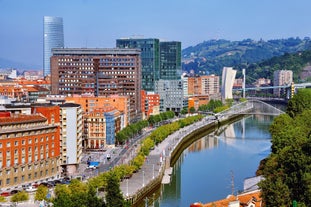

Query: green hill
[182,37,311,77]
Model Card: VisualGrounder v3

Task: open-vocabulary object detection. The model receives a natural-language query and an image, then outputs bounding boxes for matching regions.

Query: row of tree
[258,88,311,206]
[115,111,175,144]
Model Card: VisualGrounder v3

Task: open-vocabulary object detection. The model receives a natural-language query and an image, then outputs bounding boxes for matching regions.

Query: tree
[189,107,196,114]
[286,88,311,118]
[10,191,29,202]
[35,185,49,201]
[105,172,125,207]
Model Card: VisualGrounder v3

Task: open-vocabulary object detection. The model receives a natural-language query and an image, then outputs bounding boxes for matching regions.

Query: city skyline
[1,0,311,69]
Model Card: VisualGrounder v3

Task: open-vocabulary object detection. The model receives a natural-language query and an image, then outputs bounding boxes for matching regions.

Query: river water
[139,114,275,207]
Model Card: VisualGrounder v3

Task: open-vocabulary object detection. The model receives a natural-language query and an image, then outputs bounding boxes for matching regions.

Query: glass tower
[116,38,160,92]
[159,41,181,80]
[43,16,64,77]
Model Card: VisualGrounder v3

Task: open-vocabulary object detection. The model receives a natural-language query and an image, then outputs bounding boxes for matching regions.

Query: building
[65,95,129,128]
[187,75,220,97]
[141,91,160,119]
[84,107,121,149]
[59,103,83,176]
[50,48,142,123]
[155,80,184,113]
[221,67,237,102]
[0,113,60,190]
[188,95,209,111]
[116,38,160,92]
[273,70,293,97]
[43,16,64,77]
[159,41,181,80]
[201,75,220,96]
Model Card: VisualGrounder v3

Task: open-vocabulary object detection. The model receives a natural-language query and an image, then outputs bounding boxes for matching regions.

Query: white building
[59,103,83,175]
[273,70,293,97]
[221,67,237,102]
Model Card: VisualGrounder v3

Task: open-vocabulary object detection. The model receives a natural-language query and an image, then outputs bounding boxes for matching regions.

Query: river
[138,114,275,207]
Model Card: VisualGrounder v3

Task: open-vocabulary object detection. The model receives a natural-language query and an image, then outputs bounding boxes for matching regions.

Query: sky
[1,0,311,69]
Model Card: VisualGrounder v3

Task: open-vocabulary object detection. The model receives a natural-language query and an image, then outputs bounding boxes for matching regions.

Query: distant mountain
[0,57,41,70]
[182,37,311,76]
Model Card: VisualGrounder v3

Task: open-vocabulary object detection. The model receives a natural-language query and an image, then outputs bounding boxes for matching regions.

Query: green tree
[286,88,311,118]
[0,196,6,202]
[53,184,73,207]
[105,172,125,207]
[189,107,196,114]
[10,191,29,202]
[35,185,49,201]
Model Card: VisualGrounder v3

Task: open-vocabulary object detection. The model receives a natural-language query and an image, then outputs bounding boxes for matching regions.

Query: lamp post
[152,164,155,179]
[142,170,145,187]
[126,178,129,197]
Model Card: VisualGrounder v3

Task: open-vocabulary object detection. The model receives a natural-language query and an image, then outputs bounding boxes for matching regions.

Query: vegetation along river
[137,114,275,207]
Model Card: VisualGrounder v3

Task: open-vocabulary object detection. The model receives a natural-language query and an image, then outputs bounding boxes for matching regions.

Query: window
[6,170,10,175]
[6,142,10,147]
[28,174,31,179]
[21,175,25,182]
[45,169,48,175]
[35,138,38,143]
[6,178,10,185]
[14,149,18,155]
[22,140,25,145]
[14,141,18,146]
[28,139,32,144]
[6,150,10,156]
[34,172,37,178]
[14,177,18,183]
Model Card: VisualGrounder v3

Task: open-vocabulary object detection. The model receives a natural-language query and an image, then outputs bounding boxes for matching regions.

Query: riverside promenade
[120,115,218,204]
[120,100,261,205]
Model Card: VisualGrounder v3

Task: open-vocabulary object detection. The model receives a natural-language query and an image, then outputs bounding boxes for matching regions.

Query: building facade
[43,16,64,77]
[0,113,60,190]
[159,41,182,80]
[155,80,184,113]
[59,103,83,176]
[84,107,121,149]
[273,70,293,97]
[221,67,237,102]
[51,48,142,123]
[116,38,160,92]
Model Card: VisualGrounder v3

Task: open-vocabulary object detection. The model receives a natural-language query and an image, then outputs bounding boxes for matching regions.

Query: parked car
[0,191,11,197]
[25,186,37,192]
[86,165,97,170]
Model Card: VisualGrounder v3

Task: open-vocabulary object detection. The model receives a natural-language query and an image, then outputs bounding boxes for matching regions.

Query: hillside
[182,37,311,76]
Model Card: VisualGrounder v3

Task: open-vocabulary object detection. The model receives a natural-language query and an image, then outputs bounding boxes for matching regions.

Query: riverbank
[120,112,246,206]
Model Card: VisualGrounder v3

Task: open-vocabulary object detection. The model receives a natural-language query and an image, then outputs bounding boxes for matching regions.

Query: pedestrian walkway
[120,116,216,199]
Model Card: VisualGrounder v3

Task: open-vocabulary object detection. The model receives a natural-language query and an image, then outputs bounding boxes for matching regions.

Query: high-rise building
[59,103,83,176]
[221,67,237,102]
[43,16,64,77]
[116,38,160,91]
[50,48,142,123]
[159,41,181,80]
[273,70,293,97]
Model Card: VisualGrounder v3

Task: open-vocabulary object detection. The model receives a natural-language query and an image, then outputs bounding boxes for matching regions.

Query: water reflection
[137,115,274,207]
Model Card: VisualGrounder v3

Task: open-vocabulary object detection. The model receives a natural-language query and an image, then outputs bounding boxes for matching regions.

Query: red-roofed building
[0,113,60,190]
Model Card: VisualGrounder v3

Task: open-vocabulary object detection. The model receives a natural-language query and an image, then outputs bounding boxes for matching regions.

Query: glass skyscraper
[159,41,181,80]
[43,16,64,77]
[116,38,160,92]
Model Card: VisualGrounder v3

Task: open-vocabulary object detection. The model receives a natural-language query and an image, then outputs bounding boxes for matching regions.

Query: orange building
[0,113,60,190]
[188,95,209,111]
[66,95,129,127]
[85,107,121,148]
[141,91,160,119]
[187,75,220,96]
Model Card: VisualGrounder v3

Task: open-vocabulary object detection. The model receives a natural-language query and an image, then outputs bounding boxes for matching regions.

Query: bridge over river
[120,99,284,206]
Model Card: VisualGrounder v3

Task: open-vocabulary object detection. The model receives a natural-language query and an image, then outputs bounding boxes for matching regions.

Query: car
[25,186,37,192]
[0,191,11,197]
[86,165,97,170]
[10,189,21,195]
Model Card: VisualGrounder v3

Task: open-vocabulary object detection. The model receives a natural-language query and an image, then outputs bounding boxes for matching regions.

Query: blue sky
[1,0,311,69]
